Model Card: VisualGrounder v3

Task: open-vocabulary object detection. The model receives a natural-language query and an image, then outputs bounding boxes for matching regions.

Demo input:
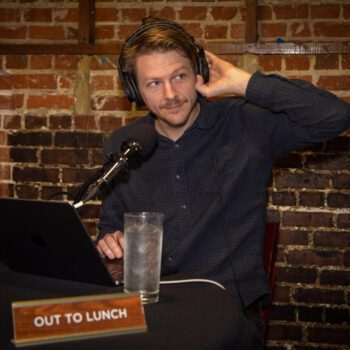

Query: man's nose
[163,81,177,100]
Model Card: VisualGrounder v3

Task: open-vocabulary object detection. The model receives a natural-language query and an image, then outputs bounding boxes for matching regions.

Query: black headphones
[118,21,210,106]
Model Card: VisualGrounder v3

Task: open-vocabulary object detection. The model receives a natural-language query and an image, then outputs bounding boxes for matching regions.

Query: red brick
[308,327,350,345]
[6,55,28,69]
[95,8,119,22]
[271,191,296,206]
[41,149,89,165]
[55,132,103,148]
[328,192,350,208]
[0,164,11,180]
[260,23,286,39]
[269,304,296,321]
[230,24,245,41]
[91,75,114,91]
[320,270,350,286]
[58,73,75,89]
[55,55,79,69]
[310,5,341,19]
[90,56,116,71]
[121,8,147,22]
[0,26,26,39]
[345,5,350,19]
[117,24,139,40]
[315,54,339,70]
[15,184,39,199]
[25,115,48,129]
[49,115,72,129]
[283,211,333,227]
[13,166,59,183]
[29,26,65,40]
[294,287,345,305]
[276,266,317,283]
[278,229,309,246]
[290,22,311,38]
[299,192,324,207]
[287,249,342,266]
[306,154,350,170]
[11,74,57,89]
[333,174,350,189]
[66,26,78,40]
[342,54,350,69]
[8,131,51,146]
[95,26,115,40]
[12,94,24,109]
[211,6,237,20]
[10,148,38,162]
[0,183,13,197]
[274,4,309,19]
[149,7,176,20]
[317,75,350,91]
[0,75,11,90]
[267,325,302,341]
[27,95,75,109]
[273,285,290,303]
[285,56,310,70]
[338,214,350,228]
[298,306,323,323]
[62,168,97,183]
[0,95,12,110]
[74,115,97,130]
[30,55,52,69]
[275,172,330,189]
[24,8,52,22]
[3,115,21,129]
[258,55,282,72]
[91,96,131,111]
[100,116,123,132]
[0,147,10,162]
[182,23,203,39]
[314,23,350,37]
[204,25,228,40]
[54,8,79,22]
[179,6,207,21]
[0,9,20,22]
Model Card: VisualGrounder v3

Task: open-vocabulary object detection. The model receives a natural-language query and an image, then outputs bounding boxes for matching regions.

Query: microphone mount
[74,141,142,209]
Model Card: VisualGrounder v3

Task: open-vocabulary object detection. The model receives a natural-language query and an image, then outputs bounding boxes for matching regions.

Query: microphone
[74,124,157,208]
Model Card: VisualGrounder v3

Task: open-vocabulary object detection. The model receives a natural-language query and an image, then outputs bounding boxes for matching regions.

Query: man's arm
[196,51,350,157]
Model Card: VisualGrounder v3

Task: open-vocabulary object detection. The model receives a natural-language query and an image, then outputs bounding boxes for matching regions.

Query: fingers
[97,231,124,260]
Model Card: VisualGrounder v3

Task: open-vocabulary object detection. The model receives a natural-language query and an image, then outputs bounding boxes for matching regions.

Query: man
[96,17,350,346]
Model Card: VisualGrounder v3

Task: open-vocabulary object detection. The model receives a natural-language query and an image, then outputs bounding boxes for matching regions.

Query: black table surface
[0,263,254,350]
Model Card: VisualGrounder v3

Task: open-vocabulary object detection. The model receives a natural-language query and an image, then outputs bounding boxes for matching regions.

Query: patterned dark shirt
[98,72,350,308]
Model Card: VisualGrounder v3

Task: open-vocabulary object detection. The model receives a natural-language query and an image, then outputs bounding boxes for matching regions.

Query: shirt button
[168,256,173,262]
[181,204,187,209]
[176,174,181,180]
[174,144,180,150]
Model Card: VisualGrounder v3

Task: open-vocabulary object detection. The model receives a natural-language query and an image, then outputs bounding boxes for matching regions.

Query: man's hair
[120,17,199,78]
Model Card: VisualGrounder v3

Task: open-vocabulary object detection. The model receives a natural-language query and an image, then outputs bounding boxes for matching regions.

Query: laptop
[0,198,123,286]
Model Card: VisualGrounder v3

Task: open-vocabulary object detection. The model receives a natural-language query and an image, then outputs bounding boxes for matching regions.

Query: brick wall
[0,1,349,349]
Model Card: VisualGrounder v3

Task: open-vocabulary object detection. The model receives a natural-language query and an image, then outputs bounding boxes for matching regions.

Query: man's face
[135,50,200,140]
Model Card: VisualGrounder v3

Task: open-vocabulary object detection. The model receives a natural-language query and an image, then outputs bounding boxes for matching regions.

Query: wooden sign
[12,293,147,347]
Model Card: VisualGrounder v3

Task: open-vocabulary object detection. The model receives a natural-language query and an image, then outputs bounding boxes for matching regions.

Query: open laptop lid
[0,198,122,286]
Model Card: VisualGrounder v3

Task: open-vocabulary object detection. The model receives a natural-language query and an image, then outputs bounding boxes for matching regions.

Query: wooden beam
[207,41,350,55]
[0,43,122,55]
[245,0,257,43]
[1,42,350,56]
[79,0,95,44]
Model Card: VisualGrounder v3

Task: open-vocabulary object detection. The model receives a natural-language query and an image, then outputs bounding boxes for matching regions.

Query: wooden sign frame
[12,293,147,347]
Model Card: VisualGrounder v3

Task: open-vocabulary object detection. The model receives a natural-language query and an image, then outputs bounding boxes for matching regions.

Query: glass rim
[124,212,164,218]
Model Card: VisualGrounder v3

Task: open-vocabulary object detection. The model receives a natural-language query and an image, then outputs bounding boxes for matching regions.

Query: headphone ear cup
[118,66,145,106]
[196,45,210,84]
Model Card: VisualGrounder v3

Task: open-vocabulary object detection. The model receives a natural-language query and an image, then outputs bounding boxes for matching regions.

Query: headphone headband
[118,20,209,106]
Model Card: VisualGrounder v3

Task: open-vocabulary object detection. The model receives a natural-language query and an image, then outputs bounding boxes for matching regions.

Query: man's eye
[148,81,160,87]
[175,73,186,80]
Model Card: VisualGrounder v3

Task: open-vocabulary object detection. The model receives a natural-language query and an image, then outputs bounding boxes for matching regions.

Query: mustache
[160,98,187,109]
